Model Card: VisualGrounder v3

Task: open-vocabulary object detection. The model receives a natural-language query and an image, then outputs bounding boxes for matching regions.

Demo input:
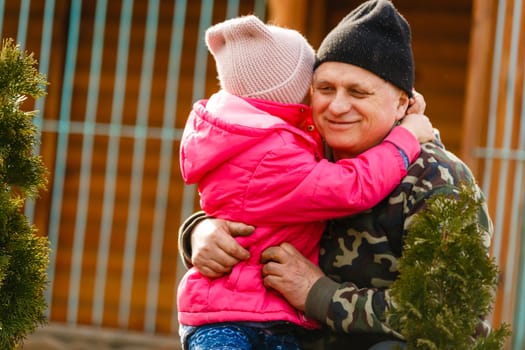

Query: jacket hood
[180,91,311,183]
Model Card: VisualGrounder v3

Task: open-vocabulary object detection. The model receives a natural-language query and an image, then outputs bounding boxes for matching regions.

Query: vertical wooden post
[461,0,497,175]
[266,0,326,49]
[267,0,308,32]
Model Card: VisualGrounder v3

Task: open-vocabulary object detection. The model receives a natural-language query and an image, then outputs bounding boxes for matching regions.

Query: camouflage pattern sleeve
[305,276,402,337]
[307,141,493,342]
[178,211,208,268]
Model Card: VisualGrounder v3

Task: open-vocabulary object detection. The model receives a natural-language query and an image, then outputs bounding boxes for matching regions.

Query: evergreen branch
[0,38,48,199]
[387,183,511,349]
[0,38,50,349]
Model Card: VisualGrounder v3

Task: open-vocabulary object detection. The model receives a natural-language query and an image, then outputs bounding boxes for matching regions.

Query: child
[178,15,433,350]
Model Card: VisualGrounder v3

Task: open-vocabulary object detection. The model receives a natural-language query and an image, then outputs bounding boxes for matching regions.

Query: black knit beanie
[315,0,414,97]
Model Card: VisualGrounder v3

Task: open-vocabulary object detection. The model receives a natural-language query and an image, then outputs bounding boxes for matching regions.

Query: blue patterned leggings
[187,323,302,350]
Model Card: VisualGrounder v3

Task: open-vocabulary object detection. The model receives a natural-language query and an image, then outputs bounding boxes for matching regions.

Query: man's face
[311,62,408,160]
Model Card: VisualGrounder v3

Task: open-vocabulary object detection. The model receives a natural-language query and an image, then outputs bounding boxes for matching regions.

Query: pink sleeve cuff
[383,126,421,163]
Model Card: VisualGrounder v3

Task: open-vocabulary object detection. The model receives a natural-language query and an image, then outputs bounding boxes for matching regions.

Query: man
[178,1,492,349]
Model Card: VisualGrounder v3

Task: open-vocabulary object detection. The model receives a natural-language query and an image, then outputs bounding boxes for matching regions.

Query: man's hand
[261,242,324,311]
[191,218,253,278]
[407,89,426,115]
[400,113,434,144]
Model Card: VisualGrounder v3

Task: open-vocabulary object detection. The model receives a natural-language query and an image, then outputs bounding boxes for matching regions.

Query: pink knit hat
[205,15,315,104]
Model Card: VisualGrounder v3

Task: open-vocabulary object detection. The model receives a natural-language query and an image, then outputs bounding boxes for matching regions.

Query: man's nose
[328,92,351,115]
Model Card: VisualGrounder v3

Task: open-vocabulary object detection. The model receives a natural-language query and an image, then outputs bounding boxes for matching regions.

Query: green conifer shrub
[0,38,50,349]
[387,184,511,349]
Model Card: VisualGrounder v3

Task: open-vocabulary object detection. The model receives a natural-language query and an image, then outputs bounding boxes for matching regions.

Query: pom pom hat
[315,0,414,97]
[205,15,315,104]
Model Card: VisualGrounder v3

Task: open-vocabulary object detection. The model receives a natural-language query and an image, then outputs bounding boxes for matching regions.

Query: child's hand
[399,113,435,144]
[406,89,426,115]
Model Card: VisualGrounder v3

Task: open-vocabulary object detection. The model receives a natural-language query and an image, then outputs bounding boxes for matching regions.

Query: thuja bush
[0,38,50,349]
[388,184,511,350]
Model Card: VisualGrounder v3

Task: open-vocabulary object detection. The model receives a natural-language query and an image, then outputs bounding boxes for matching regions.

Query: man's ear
[395,91,410,121]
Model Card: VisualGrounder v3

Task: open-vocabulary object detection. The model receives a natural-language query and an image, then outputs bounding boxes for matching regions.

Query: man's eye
[314,85,334,93]
[349,89,370,98]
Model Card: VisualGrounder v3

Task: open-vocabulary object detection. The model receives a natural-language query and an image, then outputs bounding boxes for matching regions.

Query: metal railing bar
[25,0,56,222]
[119,0,160,329]
[16,0,30,50]
[0,0,5,38]
[498,0,522,325]
[513,177,525,350]
[40,120,184,140]
[144,0,187,334]
[480,0,506,326]
[481,0,506,198]
[511,33,525,348]
[473,147,525,161]
[45,0,82,319]
[92,0,134,326]
[226,0,239,19]
[254,0,267,19]
[67,0,108,325]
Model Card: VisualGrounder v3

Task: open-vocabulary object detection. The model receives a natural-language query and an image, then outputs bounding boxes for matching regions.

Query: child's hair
[205,15,315,104]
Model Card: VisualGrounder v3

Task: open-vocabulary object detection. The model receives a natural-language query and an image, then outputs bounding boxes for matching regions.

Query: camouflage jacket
[302,140,492,349]
[178,140,492,350]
